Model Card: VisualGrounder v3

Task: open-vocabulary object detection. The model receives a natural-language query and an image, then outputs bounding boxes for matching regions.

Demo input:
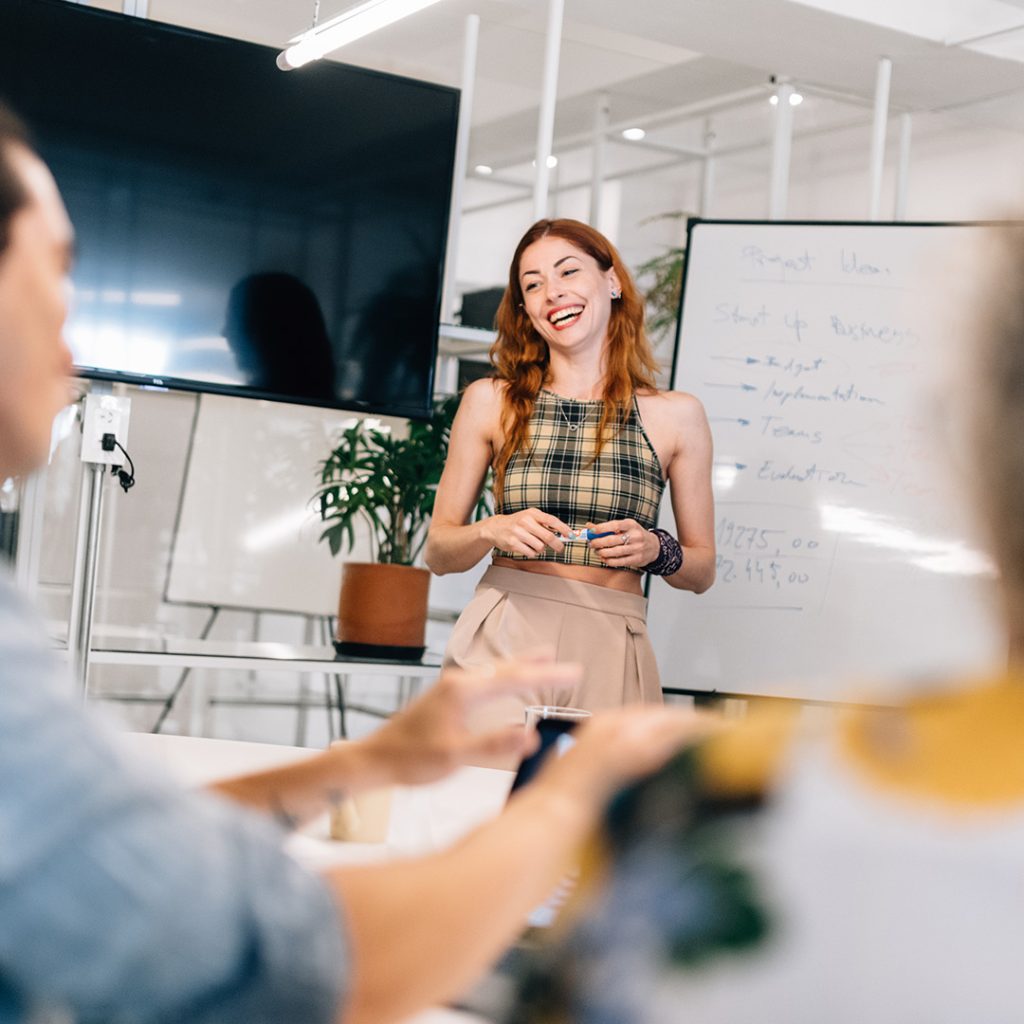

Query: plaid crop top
[493,389,666,572]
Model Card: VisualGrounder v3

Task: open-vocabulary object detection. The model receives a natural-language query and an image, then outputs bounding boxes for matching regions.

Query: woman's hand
[483,507,572,557]
[587,518,660,569]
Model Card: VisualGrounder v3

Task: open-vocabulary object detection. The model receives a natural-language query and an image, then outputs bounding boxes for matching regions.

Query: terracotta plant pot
[336,562,431,660]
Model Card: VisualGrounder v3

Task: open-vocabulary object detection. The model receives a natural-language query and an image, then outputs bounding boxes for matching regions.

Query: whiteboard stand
[294,614,345,746]
[150,605,221,733]
[148,609,352,742]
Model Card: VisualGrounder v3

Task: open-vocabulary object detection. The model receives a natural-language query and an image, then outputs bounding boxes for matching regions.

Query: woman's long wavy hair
[490,218,660,501]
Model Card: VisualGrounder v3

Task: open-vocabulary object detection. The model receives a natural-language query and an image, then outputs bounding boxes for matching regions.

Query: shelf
[88,638,443,676]
[437,322,496,357]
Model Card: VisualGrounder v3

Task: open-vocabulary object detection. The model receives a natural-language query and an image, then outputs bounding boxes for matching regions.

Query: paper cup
[329,787,393,843]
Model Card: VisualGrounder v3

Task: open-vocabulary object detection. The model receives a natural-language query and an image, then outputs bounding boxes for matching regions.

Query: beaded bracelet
[641,527,684,576]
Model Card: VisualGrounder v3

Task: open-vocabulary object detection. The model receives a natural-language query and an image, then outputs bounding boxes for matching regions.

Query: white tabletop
[121,732,515,1024]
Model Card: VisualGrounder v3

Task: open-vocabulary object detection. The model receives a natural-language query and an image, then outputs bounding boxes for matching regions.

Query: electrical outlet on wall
[81,393,132,465]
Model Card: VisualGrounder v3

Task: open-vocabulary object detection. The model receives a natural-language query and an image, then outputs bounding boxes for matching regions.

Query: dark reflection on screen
[224,274,336,401]
[0,0,456,418]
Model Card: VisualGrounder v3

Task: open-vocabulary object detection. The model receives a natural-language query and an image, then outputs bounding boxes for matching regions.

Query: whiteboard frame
[669,217,987,393]
[161,393,349,618]
[652,217,1006,702]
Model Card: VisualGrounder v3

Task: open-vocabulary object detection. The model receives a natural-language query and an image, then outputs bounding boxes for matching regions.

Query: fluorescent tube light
[278,0,448,70]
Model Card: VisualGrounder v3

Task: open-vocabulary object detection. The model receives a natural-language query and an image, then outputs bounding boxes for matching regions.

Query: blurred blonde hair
[966,224,1024,630]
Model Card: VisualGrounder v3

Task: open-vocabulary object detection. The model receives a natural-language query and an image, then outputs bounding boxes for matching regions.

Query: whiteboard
[166,394,369,617]
[647,220,1005,702]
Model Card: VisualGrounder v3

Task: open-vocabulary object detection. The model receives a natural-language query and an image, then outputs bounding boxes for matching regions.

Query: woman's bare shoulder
[637,388,708,427]
[461,376,507,410]
[457,377,507,434]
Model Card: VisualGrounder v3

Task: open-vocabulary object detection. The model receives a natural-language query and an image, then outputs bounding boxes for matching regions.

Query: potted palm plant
[636,210,691,386]
[314,394,489,659]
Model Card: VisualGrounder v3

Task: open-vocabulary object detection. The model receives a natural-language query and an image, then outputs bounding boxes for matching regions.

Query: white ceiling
[86,0,1024,184]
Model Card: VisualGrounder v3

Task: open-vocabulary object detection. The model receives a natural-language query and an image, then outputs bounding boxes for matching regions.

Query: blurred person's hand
[526,704,719,812]
[348,655,582,787]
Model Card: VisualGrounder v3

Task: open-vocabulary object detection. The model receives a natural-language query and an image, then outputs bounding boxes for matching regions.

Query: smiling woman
[425,218,717,716]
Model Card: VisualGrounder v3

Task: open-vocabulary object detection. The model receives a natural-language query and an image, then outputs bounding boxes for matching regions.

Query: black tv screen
[0,0,458,418]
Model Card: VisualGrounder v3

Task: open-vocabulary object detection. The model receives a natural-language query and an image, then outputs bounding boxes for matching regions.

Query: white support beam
[699,119,716,216]
[614,137,708,160]
[894,112,912,222]
[465,155,696,216]
[589,92,610,227]
[769,84,795,220]
[868,57,892,221]
[490,85,762,178]
[533,0,565,221]
[122,0,149,15]
[466,114,886,219]
[442,14,479,322]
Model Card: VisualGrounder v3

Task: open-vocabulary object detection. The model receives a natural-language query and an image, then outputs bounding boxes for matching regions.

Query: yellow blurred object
[841,673,1024,807]
[698,704,798,799]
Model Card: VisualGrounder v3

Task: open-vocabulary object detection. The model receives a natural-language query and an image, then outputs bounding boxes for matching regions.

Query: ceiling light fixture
[277,0,448,71]
[622,127,646,141]
[769,91,804,106]
[475,164,493,175]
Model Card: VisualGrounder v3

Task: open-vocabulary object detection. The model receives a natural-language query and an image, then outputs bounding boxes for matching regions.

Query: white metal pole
[533,0,565,221]
[894,112,912,222]
[122,0,149,16]
[589,92,610,226]
[441,14,480,323]
[699,118,716,216]
[68,463,106,696]
[868,57,892,221]
[768,84,794,220]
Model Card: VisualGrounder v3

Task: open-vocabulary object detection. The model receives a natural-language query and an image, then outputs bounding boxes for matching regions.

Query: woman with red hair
[426,218,716,713]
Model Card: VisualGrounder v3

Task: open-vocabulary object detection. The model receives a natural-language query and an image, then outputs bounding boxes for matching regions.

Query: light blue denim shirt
[0,572,348,1023]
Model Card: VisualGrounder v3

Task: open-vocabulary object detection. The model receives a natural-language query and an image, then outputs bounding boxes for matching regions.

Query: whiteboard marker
[562,528,616,542]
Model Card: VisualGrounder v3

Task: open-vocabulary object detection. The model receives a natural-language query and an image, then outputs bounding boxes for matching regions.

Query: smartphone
[508,716,581,795]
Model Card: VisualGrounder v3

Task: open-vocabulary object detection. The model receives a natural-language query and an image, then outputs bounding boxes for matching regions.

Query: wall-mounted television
[0,0,459,418]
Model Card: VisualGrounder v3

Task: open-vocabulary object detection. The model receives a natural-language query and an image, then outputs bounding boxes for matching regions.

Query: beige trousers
[444,566,662,728]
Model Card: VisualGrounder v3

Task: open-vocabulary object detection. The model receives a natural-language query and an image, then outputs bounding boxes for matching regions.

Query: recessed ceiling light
[532,156,559,168]
[475,164,493,175]
[769,94,779,106]
[622,127,646,141]
[789,92,803,106]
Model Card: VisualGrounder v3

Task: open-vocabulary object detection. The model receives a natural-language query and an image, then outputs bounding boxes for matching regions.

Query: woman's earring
[611,290,621,300]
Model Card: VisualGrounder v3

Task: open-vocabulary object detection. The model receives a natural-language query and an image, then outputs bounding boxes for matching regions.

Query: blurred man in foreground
[0,103,702,1024]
